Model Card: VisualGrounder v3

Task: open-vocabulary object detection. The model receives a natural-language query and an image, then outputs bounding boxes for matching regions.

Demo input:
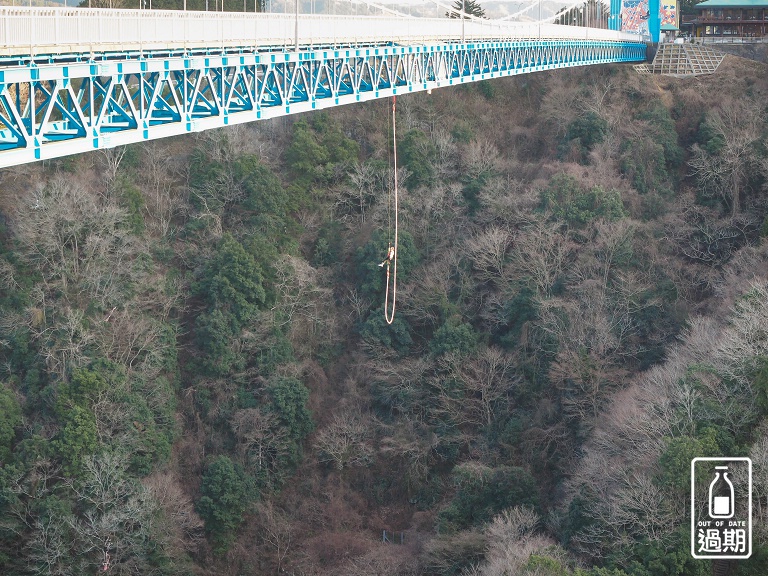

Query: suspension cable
[384,95,399,326]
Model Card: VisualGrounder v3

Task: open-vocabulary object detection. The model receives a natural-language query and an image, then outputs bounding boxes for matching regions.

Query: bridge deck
[0,8,646,167]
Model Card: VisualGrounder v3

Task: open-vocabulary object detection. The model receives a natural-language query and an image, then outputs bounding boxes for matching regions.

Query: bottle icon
[709,465,734,519]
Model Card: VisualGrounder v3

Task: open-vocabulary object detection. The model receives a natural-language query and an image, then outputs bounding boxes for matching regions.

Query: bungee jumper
[379,245,395,268]
[382,96,399,325]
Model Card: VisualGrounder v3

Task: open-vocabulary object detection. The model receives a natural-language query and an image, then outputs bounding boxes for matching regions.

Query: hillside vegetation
[0,55,767,576]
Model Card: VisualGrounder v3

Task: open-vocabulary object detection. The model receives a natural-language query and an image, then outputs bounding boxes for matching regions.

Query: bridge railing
[694,35,768,43]
[0,6,643,59]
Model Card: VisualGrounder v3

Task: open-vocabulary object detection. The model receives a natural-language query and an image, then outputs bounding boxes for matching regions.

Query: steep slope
[0,55,766,576]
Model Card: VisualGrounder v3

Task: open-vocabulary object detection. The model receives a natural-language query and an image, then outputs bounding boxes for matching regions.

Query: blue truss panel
[313,63,334,99]
[224,68,255,113]
[0,39,645,168]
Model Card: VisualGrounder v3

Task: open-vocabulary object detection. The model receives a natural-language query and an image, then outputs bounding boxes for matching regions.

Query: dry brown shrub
[142,471,204,554]
[303,531,373,568]
[337,540,422,576]
[423,530,486,575]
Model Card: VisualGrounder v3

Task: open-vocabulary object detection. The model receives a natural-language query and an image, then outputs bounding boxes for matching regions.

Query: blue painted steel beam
[648,0,661,43]
[0,40,645,167]
[609,0,622,31]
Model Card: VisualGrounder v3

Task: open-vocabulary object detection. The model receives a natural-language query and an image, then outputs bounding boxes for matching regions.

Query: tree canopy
[0,56,767,576]
[447,0,486,18]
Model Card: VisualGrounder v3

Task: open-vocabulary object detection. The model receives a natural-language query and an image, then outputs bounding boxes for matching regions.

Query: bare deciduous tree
[576,74,615,117]
[336,161,387,222]
[255,501,295,573]
[689,99,764,216]
[314,409,374,470]
[63,452,156,574]
[666,201,757,267]
[432,128,457,181]
[539,74,578,139]
[28,514,73,576]
[440,347,517,427]
[564,281,768,561]
[748,426,768,538]
[718,282,768,368]
[272,255,339,358]
[610,471,677,541]
[39,307,96,375]
[143,472,204,554]
[370,356,432,417]
[15,176,143,311]
[464,139,500,180]
[477,179,536,227]
[231,407,291,478]
[98,146,127,194]
[343,286,373,324]
[458,507,560,576]
[401,254,459,328]
[509,218,571,298]
[379,417,437,488]
[465,226,512,286]
[140,144,184,237]
[95,308,172,377]
[195,124,257,164]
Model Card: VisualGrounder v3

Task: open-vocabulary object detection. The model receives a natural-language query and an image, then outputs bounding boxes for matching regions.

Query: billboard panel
[661,0,677,27]
[621,0,650,33]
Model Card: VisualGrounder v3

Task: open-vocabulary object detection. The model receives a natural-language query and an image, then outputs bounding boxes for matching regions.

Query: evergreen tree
[196,456,255,552]
[0,384,21,465]
[447,0,486,18]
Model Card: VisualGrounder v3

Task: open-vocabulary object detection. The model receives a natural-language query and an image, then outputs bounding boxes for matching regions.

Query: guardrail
[0,6,644,58]
[693,16,767,22]
[694,36,768,43]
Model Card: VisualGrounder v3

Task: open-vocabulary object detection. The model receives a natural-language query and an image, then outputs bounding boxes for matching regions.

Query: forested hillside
[0,54,767,576]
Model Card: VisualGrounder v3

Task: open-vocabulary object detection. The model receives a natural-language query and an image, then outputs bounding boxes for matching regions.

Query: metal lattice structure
[636,43,725,77]
[0,9,646,167]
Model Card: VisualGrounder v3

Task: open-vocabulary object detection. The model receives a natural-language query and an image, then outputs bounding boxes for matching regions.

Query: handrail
[694,35,768,43]
[0,6,644,59]
[693,15,768,21]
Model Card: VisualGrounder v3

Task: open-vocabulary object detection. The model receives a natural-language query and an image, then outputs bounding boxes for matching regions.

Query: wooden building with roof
[691,0,768,39]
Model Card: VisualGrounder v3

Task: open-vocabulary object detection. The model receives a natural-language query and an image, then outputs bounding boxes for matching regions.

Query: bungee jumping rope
[383,95,399,325]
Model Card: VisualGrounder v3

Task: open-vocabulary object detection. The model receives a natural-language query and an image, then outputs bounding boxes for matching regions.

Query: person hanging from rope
[382,94,399,325]
[378,244,396,268]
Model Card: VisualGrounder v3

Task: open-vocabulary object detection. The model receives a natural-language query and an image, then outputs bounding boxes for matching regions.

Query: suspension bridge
[0,4,647,167]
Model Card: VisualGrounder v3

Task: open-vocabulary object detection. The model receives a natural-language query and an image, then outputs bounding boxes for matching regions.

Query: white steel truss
[0,40,645,167]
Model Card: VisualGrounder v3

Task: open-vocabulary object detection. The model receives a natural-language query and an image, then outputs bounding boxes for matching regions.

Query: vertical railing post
[295,0,299,51]
[30,80,35,146]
